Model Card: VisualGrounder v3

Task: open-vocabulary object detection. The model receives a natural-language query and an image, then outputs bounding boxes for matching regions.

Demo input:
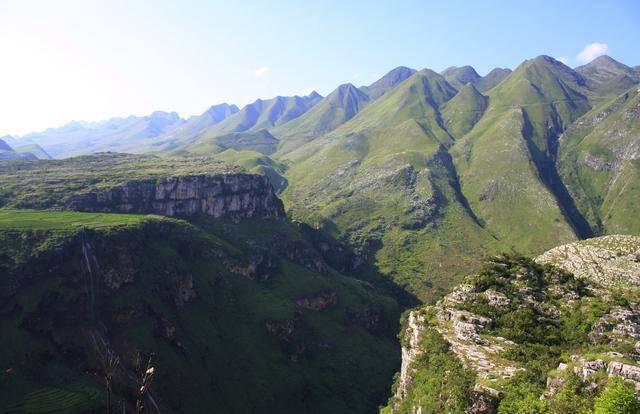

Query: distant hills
[0,137,51,160]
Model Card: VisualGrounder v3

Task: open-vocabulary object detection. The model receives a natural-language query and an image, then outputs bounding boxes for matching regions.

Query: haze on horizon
[1,0,639,136]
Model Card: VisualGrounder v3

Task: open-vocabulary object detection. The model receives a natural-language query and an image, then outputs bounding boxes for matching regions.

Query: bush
[594,377,640,414]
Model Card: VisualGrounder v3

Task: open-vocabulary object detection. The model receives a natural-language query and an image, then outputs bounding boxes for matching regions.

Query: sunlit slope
[558,85,640,234]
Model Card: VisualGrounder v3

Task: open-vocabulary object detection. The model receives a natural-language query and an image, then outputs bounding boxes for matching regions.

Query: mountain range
[5,55,640,302]
[1,53,640,413]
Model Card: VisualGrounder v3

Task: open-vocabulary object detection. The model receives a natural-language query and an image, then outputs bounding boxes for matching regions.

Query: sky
[1,0,639,136]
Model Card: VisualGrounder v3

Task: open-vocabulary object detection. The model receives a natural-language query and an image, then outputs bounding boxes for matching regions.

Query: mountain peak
[441,65,481,89]
[362,66,417,99]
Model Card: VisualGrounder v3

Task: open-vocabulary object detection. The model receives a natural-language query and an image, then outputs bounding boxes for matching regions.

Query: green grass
[0,209,150,230]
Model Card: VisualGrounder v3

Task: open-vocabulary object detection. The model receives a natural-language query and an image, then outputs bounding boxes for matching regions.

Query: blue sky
[1,0,639,135]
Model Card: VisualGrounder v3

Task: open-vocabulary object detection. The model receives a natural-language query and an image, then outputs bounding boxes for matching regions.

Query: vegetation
[0,209,401,413]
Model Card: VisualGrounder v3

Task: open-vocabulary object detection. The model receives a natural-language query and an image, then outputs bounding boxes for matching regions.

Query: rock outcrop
[67,173,284,220]
[536,235,640,288]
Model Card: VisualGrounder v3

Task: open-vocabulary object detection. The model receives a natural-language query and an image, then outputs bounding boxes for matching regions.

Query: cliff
[383,254,640,414]
[0,153,284,220]
[66,173,284,219]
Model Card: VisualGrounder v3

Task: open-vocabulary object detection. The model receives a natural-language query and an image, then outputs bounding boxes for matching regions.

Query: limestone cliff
[66,173,284,220]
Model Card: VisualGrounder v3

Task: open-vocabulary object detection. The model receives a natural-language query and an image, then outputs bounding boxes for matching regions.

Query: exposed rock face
[546,356,640,393]
[296,292,337,310]
[536,235,640,288]
[67,173,284,220]
[395,311,426,401]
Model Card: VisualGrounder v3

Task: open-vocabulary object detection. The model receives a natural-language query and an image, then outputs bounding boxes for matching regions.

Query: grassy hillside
[558,85,640,235]
[272,84,371,155]
[0,209,401,413]
[280,70,504,301]
[450,56,597,254]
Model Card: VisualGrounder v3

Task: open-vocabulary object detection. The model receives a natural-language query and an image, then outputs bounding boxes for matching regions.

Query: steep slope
[0,137,12,151]
[0,209,401,413]
[576,55,639,96]
[441,65,481,90]
[281,70,504,300]
[557,85,640,234]
[360,66,417,100]
[384,254,640,413]
[272,84,371,154]
[475,68,512,92]
[441,83,488,139]
[450,56,594,254]
[11,111,186,158]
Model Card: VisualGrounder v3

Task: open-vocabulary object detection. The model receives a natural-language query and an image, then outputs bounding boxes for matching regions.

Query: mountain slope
[475,67,512,92]
[441,65,481,90]
[441,83,488,139]
[149,103,239,149]
[13,144,52,159]
[360,66,417,100]
[450,56,595,254]
[0,209,401,413]
[281,70,503,300]
[557,85,640,235]
[202,93,322,137]
[575,55,639,96]
[272,84,371,154]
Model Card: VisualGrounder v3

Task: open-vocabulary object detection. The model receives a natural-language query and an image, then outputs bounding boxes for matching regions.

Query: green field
[0,209,151,230]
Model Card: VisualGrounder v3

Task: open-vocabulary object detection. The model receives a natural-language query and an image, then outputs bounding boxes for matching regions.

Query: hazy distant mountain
[14,144,52,159]
[11,111,186,158]
[0,137,37,159]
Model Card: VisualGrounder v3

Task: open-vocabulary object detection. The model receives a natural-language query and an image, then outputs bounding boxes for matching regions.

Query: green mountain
[183,129,279,156]
[474,67,512,92]
[272,84,371,155]
[450,56,595,255]
[557,84,640,235]
[441,65,481,90]
[202,93,322,137]
[441,83,488,138]
[280,69,504,301]
[575,55,640,96]
[360,66,417,100]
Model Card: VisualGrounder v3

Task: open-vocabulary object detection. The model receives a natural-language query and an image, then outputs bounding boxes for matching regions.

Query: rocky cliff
[383,254,640,414]
[66,173,284,220]
[0,153,284,220]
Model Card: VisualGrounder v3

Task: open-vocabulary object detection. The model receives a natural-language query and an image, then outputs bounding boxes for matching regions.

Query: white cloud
[251,66,270,77]
[555,56,569,65]
[577,43,609,63]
